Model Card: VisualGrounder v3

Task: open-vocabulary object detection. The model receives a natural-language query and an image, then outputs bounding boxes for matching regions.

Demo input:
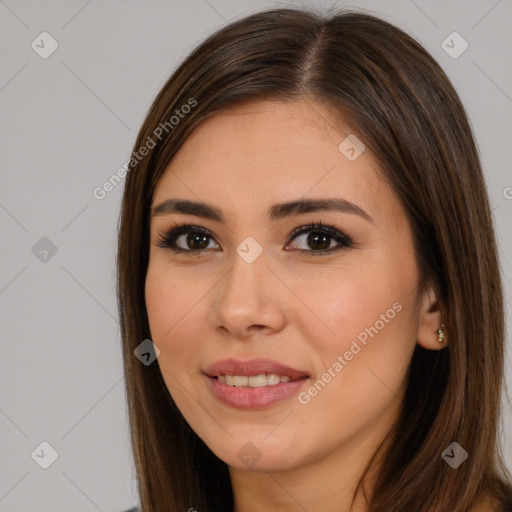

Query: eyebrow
[151,198,374,224]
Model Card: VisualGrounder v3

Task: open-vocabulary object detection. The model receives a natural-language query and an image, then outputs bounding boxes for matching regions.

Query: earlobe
[416,286,447,350]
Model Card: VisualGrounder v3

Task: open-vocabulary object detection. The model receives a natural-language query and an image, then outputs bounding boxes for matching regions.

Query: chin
[207,435,306,473]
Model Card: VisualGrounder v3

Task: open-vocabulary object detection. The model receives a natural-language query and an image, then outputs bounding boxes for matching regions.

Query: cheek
[145,269,204,416]
[314,262,405,343]
[145,262,205,336]
[297,287,416,438]
[144,269,198,370]
[305,252,419,389]
[145,271,175,337]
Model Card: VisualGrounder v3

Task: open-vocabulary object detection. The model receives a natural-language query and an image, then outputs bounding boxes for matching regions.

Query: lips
[204,357,311,381]
[203,357,311,409]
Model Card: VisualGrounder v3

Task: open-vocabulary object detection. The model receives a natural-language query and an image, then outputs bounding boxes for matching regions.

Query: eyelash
[155,221,355,256]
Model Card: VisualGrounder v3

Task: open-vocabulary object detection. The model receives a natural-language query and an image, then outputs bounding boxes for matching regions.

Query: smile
[204,358,311,409]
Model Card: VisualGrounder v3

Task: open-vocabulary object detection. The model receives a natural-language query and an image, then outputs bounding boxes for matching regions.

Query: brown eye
[287,222,354,253]
[156,224,219,252]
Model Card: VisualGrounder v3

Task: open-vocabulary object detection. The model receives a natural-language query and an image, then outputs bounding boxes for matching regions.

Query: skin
[145,99,446,512]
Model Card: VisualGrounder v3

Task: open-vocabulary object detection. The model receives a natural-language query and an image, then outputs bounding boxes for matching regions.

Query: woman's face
[145,99,437,473]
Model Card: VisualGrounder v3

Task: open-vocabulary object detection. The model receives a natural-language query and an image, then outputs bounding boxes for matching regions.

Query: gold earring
[437,323,446,344]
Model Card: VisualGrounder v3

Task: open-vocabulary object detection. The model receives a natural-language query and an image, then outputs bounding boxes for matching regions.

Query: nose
[209,247,286,341]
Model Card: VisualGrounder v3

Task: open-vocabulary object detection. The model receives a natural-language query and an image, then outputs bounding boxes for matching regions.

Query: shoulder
[122,508,140,512]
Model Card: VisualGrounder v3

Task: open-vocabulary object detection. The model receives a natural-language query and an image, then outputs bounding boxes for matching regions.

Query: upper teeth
[219,374,292,387]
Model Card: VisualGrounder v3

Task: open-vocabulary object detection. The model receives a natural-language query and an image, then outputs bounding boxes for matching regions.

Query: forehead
[152,99,400,227]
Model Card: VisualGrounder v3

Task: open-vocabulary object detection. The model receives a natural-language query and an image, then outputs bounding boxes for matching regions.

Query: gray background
[0,0,511,510]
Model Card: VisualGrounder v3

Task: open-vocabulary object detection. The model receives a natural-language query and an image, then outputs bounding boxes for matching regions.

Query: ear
[416,285,446,350]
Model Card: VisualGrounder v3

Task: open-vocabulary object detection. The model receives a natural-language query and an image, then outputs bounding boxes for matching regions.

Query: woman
[117,6,512,512]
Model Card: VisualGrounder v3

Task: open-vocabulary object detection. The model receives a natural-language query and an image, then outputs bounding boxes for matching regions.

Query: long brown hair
[117,7,512,511]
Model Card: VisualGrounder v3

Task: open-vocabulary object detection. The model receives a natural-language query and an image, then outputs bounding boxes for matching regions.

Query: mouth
[203,358,311,409]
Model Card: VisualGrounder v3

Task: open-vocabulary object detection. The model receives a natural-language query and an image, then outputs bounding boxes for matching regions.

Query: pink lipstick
[204,358,310,409]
